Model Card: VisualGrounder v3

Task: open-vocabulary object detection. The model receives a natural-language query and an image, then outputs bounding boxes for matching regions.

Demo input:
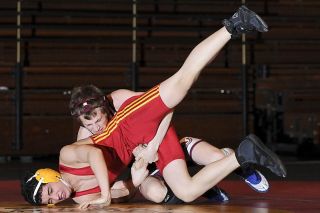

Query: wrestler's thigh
[159,72,188,109]
[162,159,192,194]
[186,139,225,164]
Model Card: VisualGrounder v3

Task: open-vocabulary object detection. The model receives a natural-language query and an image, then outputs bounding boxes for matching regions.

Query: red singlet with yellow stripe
[91,85,185,172]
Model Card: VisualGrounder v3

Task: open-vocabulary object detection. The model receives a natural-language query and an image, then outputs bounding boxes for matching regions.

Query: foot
[235,134,287,177]
[202,187,229,202]
[242,169,269,193]
[223,5,268,38]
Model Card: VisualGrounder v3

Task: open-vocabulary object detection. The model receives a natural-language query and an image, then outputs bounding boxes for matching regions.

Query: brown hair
[69,85,107,120]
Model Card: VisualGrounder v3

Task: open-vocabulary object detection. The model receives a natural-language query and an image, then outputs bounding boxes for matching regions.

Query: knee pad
[180,137,202,162]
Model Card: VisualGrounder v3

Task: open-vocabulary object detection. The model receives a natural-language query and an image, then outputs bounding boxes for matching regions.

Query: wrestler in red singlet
[91,85,185,173]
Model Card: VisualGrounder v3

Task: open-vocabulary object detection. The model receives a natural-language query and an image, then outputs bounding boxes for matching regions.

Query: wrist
[131,178,140,188]
[101,191,111,199]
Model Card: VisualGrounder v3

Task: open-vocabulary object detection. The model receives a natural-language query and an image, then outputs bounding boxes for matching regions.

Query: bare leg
[139,176,167,203]
[181,137,270,193]
[144,7,281,203]
[159,5,269,109]
[180,137,228,165]
[163,154,239,202]
[159,27,231,109]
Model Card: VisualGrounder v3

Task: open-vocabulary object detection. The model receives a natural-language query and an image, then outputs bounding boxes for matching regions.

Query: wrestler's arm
[135,111,173,164]
[76,125,137,202]
[77,126,92,140]
[73,124,93,144]
[72,137,94,145]
[131,111,173,186]
[73,190,133,205]
[60,144,111,208]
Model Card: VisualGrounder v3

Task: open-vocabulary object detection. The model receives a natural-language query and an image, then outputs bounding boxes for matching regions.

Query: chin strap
[26,168,69,203]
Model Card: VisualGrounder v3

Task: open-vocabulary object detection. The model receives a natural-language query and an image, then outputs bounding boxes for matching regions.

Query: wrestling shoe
[223,5,268,38]
[235,134,287,177]
[242,169,269,192]
[202,186,230,202]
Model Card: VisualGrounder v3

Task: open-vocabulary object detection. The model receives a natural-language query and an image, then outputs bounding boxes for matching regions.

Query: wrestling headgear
[26,168,69,203]
[70,96,106,117]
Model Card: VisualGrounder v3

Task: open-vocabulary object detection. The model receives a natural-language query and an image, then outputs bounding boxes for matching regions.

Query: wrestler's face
[41,181,72,205]
[80,108,108,134]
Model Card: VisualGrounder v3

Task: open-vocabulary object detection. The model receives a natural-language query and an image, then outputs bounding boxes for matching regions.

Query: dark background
[0,0,319,180]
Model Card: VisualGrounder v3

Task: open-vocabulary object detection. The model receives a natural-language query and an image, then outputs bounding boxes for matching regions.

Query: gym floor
[0,156,319,213]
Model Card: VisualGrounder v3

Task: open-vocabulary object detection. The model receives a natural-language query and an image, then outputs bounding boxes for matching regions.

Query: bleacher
[0,0,319,156]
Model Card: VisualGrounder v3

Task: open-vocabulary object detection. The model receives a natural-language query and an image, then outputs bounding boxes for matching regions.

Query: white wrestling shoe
[244,170,269,193]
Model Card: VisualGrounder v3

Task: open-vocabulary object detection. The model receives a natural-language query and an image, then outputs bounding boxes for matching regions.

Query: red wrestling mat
[217,180,320,213]
[1,180,319,213]
[0,180,25,202]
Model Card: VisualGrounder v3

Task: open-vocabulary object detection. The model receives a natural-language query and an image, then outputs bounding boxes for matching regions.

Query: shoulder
[59,144,95,165]
[59,144,76,164]
[60,144,77,158]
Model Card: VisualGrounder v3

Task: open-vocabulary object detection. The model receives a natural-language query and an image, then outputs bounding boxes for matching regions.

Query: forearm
[77,126,93,140]
[87,148,110,198]
[148,111,173,151]
[133,112,173,165]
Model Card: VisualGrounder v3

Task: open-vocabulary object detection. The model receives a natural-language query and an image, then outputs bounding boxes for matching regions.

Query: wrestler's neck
[60,173,74,191]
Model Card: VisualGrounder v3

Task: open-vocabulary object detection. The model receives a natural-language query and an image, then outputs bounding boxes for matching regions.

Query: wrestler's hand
[131,158,149,187]
[135,144,159,165]
[78,193,111,210]
[132,144,146,158]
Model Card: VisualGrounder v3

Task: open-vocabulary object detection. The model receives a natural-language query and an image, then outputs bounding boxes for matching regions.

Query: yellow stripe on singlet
[93,85,160,144]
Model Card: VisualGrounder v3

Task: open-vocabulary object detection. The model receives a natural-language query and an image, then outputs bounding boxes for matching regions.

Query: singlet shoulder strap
[74,186,101,197]
[59,164,101,197]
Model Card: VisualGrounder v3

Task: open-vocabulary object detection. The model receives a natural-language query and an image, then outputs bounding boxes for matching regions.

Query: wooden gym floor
[0,157,319,212]
[0,179,319,213]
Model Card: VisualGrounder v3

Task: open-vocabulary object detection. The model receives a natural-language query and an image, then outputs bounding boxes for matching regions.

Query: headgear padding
[26,168,61,203]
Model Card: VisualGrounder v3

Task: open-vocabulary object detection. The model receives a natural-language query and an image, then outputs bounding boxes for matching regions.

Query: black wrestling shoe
[222,5,268,38]
[235,134,287,177]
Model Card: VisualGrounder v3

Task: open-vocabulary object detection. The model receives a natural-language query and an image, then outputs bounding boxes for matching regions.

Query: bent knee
[174,189,198,203]
[177,193,197,203]
[140,178,167,203]
[149,186,167,203]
